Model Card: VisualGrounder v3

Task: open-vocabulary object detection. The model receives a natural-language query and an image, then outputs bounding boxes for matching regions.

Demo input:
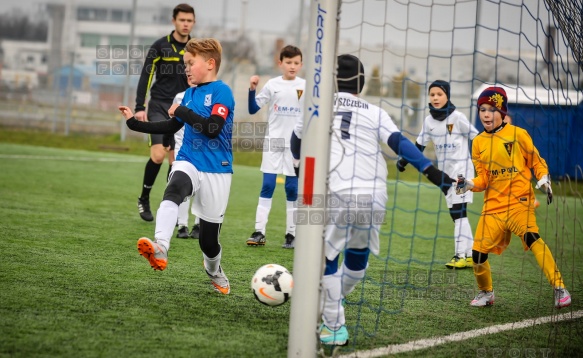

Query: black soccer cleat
[246,231,266,246]
[190,224,200,239]
[137,197,154,222]
[176,226,189,238]
[281,233,295,249]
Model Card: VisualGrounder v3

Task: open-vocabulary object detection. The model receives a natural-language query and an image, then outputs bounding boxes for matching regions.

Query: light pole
[121,0,138,141]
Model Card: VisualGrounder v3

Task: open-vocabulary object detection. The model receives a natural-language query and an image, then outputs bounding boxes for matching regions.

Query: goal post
[287,0,341,356]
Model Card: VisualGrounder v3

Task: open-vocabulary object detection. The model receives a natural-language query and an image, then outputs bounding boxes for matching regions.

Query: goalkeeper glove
[293,158,300,177]
[396,157,408,172]
[423,165,455,195]
[535,175,553,204]
[455,175,474,195]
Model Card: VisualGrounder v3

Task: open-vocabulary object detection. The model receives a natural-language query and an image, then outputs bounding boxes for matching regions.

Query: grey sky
[1,0,554,52]
[0,0,305,34]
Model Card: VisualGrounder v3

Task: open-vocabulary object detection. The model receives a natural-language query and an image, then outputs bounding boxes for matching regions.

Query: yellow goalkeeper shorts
[473,207,539,255]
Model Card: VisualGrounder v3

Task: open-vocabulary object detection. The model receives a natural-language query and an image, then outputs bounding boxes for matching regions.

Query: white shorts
[170,160,231,223]
[260,148,296,177]
[445,186,473,208]
[323,188,388,261]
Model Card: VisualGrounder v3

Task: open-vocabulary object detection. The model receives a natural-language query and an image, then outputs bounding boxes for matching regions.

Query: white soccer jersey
[173,91,185,105]
[254,76,306,149]
[416,110,478,179]
[173,91,186,156]
[328,92,401,193]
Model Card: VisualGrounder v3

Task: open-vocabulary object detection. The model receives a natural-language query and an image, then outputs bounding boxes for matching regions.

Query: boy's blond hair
[185,38,223,73]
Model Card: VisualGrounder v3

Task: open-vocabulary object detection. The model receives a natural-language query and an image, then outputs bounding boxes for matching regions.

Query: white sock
[203,247,222,276]
[453,218,465,258]
[286,200,297,236]
[177,198,190,227]
[340,263,366,297]
[320,273,345,330]
[460,217,474,257]
[154,200,179,251]
[255,197,272,234]
[190,198,196,216]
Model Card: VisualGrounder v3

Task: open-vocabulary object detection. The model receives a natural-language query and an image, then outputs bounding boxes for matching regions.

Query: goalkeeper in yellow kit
[456,86,571,308]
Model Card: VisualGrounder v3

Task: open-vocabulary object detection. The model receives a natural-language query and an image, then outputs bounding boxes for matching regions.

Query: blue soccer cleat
[319,323,349,346]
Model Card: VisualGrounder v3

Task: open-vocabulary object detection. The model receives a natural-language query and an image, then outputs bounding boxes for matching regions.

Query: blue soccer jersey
[175,81,235,173]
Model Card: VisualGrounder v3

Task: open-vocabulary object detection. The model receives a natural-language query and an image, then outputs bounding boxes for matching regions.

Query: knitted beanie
[477,87,508,117]
[429,80,450,99]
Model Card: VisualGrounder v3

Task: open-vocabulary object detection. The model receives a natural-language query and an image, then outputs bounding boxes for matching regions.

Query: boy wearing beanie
[456,86,571,308]
[397,80,478,269]
[291,55,456,346]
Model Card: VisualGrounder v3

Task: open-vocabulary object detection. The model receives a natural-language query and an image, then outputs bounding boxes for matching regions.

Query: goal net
[289,0,583,357]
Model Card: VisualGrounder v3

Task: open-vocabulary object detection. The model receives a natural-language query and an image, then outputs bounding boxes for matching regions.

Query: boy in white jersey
[397,80,479,269]
[118,38,235,295]
[246,45,306,249]
[291,54,455,346]
[170,89,200,239]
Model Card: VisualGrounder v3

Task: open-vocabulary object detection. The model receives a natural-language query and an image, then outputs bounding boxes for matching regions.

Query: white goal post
[287,0,341,356]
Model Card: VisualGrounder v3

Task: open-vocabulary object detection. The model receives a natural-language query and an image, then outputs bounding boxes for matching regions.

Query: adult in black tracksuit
[135,3,195,221]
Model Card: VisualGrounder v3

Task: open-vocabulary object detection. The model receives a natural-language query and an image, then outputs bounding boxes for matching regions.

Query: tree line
[0,12,48,42]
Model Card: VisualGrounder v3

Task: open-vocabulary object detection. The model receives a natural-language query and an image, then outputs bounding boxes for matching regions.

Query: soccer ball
[251,264,293,306]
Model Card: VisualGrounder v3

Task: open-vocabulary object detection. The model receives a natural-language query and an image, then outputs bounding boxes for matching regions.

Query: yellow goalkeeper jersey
[471,123,549,214]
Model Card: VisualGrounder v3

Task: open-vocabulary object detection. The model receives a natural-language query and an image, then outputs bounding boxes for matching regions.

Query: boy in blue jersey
[119,38,235,295]
[169,87,201,239]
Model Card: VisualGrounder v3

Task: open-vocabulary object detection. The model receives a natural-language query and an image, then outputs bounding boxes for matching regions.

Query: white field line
[340,310,583,358]
[0,154,144,163]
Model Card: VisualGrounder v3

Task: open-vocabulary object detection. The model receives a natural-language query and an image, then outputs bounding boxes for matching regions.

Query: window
[111,9,130,22]
[109,35,129,46]
[139,37,157,46]
[77,7,107,21]
[154,8,172,24]
[77,8,91,20]
[80,33,100,48]
[94,9,108,21]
